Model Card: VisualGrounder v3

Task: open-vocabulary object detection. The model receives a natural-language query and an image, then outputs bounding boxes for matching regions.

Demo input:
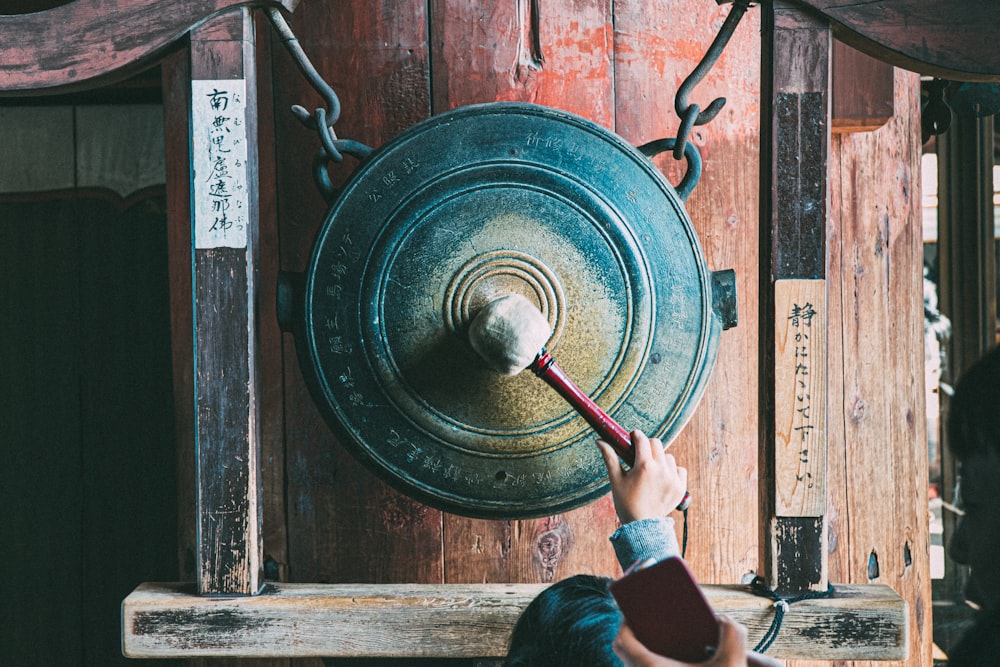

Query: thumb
[613,622,686,667]
[714,616,749,659]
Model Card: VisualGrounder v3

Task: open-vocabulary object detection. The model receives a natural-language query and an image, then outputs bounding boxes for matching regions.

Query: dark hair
[504,574,623,667]
[947,346,1000,460]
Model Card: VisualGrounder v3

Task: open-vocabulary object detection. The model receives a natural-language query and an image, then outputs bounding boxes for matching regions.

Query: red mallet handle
[531,351,691,511]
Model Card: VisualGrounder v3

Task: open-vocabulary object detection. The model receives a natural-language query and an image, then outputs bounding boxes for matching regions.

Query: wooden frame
[17,0,1000,660]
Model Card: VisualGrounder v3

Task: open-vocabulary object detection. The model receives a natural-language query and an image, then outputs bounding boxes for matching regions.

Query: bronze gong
[285,102,736,519]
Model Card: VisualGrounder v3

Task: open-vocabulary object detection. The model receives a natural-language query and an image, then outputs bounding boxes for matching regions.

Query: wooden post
[936,112,996,606]
[760,1,831,596]
[190,7,263,596]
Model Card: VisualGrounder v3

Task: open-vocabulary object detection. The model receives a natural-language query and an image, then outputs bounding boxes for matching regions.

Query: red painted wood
[430,0,622,588]
[429,0,615,122]
[612,0,763,588]
[0,0,298,95]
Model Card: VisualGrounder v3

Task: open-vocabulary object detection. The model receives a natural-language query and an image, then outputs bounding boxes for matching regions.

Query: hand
[613,617,782,667]
[598,430,688,523]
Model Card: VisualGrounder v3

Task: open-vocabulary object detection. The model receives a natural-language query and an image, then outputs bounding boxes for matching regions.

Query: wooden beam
[122,581,908,661]
[759,1,831,597]
[190,8,263,596]
[788,0,1000,82]
[0,0,297,96]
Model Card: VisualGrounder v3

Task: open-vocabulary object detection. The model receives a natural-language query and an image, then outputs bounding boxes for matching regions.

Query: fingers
[599,429,688,521]
[630,429,655,465]
[649,435,666,461]
[597,439,624,481]
[675,462,688,496]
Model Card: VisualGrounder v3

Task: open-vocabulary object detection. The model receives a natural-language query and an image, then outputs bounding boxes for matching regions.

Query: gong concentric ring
[442,248,567,351]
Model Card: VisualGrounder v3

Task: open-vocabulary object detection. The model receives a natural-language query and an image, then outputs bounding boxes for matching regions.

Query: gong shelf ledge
[122,580,907,661]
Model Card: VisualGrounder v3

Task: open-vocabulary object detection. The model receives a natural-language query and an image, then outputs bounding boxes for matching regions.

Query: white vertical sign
[192,79,249,249]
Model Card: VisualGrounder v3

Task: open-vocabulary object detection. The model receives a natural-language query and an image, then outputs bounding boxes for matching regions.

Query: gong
[284,102,736,519]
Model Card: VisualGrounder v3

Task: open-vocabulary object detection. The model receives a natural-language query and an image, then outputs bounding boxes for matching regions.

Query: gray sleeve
[609,517,681,571]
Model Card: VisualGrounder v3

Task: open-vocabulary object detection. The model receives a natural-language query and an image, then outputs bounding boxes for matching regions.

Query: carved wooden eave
[0,0,299,96]
[788,0,1000,82]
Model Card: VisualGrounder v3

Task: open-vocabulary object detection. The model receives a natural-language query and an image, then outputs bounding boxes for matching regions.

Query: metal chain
[264,2,751,199]
[671,0,754,160]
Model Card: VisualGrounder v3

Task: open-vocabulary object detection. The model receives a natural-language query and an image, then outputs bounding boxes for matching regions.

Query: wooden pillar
[760,1,831,596]
[937,113,997,378]
[190,8,263,596]
[937,112,996,605]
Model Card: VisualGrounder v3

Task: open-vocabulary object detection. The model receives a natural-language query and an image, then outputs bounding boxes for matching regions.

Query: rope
[747,575,836,654]
[681,507,689,559]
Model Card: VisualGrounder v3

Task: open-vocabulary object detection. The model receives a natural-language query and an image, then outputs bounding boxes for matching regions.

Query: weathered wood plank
[252,9,291,599]
[773,279,827,517]
[122,581,908,661]
[190,8,263,596]
[0,0,297,95]
[789,0,1000,82]
[828,67,933,667]
[162,34,199,591]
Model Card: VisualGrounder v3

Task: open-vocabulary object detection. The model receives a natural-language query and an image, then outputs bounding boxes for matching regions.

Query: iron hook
[265,7,342,128]
[672,0,753,159]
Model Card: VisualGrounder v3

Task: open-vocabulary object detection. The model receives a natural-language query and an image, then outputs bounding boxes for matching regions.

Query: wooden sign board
[774,278,827,517]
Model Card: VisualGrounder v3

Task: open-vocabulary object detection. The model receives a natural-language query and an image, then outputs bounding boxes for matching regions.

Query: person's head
[947,346,1000,611]
[505,574,623,667]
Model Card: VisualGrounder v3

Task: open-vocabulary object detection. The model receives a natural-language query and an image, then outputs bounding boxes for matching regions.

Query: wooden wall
[825,67,932,667]
[165,1,930,665]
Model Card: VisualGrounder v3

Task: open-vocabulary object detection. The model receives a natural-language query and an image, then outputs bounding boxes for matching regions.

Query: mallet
[468,293,691,510]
